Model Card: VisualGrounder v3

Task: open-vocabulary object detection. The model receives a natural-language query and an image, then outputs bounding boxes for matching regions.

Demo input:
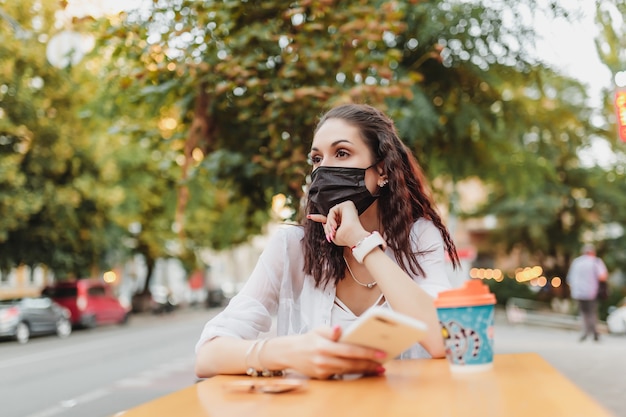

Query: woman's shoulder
[259,223,307,281]
[263,223,305,253]
[411,217,440,234]
[270,222,304,241]
[409,218,444,247]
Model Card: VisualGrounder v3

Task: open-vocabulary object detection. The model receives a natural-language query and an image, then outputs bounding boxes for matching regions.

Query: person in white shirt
[195,103,459,379]
[566,243,608,342]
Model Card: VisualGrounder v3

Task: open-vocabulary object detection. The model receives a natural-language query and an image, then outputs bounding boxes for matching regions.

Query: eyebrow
[310,139,352,151]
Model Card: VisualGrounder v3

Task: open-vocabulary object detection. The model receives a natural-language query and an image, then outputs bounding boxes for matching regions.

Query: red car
[42,279,130,328]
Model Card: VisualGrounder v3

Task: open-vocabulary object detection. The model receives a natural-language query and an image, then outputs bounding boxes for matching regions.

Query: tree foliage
[592,0,626,273]
[0,1,124,277]
[1,0,625,293]
[464,0,626,281]
[90,0,416,274]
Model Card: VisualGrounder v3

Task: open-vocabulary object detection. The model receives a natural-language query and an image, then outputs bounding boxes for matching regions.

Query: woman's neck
[359,203,382,233]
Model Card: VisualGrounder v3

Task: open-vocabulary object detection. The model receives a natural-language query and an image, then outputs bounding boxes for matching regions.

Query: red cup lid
[433,279,496,308]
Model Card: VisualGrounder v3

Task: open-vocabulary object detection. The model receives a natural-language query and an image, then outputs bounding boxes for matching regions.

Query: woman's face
[310,118,380,195]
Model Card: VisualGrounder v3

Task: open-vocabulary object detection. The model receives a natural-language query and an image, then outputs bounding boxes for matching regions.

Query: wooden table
[113,353,614,417]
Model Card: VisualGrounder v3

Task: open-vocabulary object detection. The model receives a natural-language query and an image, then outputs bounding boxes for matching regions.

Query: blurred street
[0,308,216,417]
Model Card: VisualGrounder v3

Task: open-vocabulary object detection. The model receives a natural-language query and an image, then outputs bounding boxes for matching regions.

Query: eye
[336,149,350,158]
[308,154,322,166]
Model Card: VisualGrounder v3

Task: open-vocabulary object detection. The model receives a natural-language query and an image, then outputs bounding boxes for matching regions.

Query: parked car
[42,279,130,328]
[0,296,72,344]
[205,287,227,308]
[150,285,178,314]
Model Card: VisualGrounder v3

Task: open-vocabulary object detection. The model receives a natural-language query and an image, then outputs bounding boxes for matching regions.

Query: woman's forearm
[195,336,252,378]
[362,249,446,358]
[195,335,295,378]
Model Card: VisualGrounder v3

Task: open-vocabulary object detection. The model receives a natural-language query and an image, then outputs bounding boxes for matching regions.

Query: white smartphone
[339,307,428,362]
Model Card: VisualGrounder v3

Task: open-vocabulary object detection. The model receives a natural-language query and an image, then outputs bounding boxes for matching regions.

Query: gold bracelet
[245,338,284,377]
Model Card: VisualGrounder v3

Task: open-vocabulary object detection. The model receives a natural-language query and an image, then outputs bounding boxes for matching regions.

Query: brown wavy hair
[302,103,459,288]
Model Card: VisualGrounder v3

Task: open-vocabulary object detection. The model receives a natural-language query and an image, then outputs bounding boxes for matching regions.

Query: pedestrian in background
[566,243,608,342]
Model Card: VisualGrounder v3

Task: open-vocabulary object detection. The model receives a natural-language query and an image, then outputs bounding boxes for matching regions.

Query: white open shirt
[195,218,452,359]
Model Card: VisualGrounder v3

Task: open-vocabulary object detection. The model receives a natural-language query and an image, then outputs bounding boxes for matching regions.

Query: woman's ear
[377,164,389,187]
[376,161,386,177]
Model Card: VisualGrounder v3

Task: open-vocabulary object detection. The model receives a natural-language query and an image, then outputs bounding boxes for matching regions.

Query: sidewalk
[503,298,610,333]
[494,309,626,417]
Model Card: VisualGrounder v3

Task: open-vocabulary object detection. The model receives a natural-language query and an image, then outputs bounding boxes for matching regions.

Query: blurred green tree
[91,1,567,239]
[0,1,124,278]
[90,0,414,291]
[461,0,626,292]
[2,0,625,304]
[593,0,626,301]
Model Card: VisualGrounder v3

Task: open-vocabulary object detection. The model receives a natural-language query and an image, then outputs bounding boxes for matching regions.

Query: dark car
[0,296,72,344]
[42,279,130,328]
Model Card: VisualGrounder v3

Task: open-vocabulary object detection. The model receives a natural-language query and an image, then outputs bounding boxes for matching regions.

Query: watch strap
[351,231,386,263]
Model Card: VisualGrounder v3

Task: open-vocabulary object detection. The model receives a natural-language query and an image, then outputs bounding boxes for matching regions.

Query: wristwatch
[351,231,387,263]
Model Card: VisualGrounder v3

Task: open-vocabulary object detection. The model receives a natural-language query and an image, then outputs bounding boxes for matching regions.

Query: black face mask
[308,164,378,216]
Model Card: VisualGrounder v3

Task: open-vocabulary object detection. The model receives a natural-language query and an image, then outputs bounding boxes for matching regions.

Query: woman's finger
[314,327,384,361]
[303,328,385,378]
[314,325,341,341]
[307,213,327,224]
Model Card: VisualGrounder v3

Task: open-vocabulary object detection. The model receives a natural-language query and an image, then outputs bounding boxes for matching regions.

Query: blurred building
[0,265,53,299]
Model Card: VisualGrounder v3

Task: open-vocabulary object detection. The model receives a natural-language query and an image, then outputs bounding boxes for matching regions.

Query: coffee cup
[434,279,496,372]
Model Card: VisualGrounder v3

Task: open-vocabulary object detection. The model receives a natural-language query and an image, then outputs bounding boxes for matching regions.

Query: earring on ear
[378,178,389,188]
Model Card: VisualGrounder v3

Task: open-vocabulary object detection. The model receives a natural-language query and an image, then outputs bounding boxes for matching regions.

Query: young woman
[195,103,459,379]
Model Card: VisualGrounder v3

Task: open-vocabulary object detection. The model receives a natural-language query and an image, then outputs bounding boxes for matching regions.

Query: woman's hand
[308,201,369,248]
[282,325,386,379]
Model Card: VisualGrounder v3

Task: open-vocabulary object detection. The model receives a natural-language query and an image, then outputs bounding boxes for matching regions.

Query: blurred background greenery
[1,0,625,306]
